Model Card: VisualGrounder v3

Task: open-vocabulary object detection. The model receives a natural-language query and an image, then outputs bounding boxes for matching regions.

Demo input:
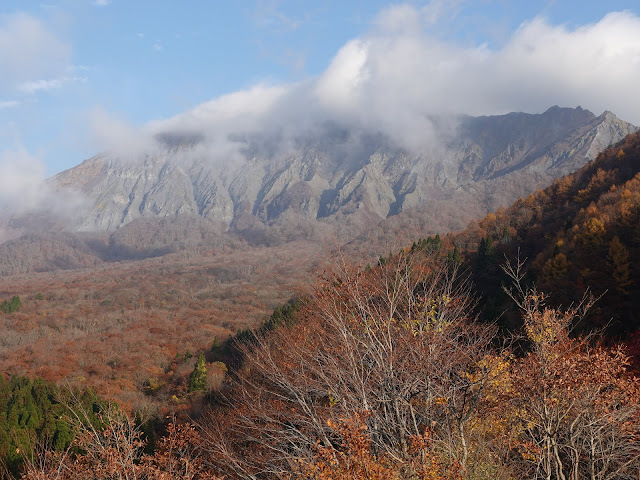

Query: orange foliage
[295,414,462,480]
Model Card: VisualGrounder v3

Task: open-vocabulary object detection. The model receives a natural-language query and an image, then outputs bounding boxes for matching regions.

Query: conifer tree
[608,235,633,295]
[189,353,207,392]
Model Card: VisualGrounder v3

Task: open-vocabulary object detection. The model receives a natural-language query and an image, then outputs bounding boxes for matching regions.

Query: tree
[189,353,207,393]
[201,252,498,479]
[608,236,633,295]
[500,257,640,480]
[294,414,462,480]
[0,295,21,314]
[21,403,221,480]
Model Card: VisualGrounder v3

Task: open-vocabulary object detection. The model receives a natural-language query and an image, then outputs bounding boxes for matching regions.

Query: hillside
[0,108,637,409]
[451,130,640,336]
[0,240,324,409]
[2,130,640,479]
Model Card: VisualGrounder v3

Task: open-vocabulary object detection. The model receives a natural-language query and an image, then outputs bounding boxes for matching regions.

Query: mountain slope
[451,130,640,336]
[50,106,636,238]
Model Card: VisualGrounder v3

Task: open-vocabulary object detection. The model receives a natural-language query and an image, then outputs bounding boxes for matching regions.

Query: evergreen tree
[0,375,104,475]
[0,296,21,314]
[10,296,21,312]
[608,236,633,295]
[189,353,207,392]
[447,245,461,264]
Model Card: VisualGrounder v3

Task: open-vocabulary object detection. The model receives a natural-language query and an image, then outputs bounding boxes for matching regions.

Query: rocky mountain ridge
[48,106,636,238]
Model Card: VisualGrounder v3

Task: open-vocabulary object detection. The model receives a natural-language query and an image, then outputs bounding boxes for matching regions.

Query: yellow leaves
[579,216,606,248]
[524,309,560,346]
[434,396,449,406]
[585,216,605,235]
[402,294,453,335]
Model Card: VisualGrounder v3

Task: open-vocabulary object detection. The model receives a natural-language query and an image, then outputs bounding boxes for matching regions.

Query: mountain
[48,106,636,240]
[0,110,638,410]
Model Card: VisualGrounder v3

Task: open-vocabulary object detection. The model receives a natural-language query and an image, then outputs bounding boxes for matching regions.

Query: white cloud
[18,75,86,94]
[0,149,46,208]
[105,7,640,163]
[87,106,158,159]
[94,0,112,6]
[319,7,640,147]
[314,39,368,118]
[0,148,85,220]
[0,13,71,91]
[253,0,305,32]
[0,100,19,109]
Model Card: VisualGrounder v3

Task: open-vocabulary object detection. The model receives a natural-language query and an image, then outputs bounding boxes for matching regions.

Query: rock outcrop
[48,106,637,235]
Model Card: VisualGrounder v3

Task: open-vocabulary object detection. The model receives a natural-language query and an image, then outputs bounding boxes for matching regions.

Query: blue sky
[0,0,639,180]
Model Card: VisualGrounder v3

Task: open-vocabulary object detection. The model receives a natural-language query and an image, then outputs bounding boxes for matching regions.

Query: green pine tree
[189,353,208,392]
[1,296,21,314]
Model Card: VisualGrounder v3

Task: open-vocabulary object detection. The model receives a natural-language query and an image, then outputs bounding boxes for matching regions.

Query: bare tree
[202,252,498,479]
[502,256,640,480]
[21,398,219,480]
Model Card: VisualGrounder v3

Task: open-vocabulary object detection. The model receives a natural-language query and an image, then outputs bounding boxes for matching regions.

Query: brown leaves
[21,408,221,480]
[499,266,640,480]
[295,414,462,480]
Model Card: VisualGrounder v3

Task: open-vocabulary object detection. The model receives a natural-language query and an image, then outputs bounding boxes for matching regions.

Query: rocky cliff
[48,106,637,237]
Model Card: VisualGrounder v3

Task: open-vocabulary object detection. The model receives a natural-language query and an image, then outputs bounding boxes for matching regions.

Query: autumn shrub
[494,257,640,480]
[21,404,220,480]
[294,413,463,480]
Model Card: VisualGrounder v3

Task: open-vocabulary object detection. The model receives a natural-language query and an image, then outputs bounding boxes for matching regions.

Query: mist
[92,6,640,167]
[4,5,639,227]
[0,148,85,222]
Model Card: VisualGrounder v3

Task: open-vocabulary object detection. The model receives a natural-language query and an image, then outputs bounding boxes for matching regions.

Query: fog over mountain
[2,7,640,248]
[44,107,637,239]
[136,8,640,161]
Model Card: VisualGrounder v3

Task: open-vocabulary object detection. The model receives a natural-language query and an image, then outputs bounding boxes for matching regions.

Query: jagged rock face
[51,106,637,233]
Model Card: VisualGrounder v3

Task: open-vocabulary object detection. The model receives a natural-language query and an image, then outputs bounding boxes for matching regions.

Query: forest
[2,131,640,479]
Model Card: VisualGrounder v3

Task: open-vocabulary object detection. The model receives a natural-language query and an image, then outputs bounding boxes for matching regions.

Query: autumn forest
[2,132,640,479]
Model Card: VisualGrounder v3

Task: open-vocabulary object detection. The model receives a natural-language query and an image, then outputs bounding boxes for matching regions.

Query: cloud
[18,75,87,94]
[0,149,46,209]
[0,148,84,219]
[0,100,19,110]
[0,148,86,229]
[253,0,305,32]
[148,84,290,164]
[94,0,112,6]
[87,106,158,160]
[0,13,71,91]
[108,6,640,164]
[309,7,640,149]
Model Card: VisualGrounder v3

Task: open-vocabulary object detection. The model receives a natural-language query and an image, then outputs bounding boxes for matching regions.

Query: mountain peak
[35,107,638,238]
